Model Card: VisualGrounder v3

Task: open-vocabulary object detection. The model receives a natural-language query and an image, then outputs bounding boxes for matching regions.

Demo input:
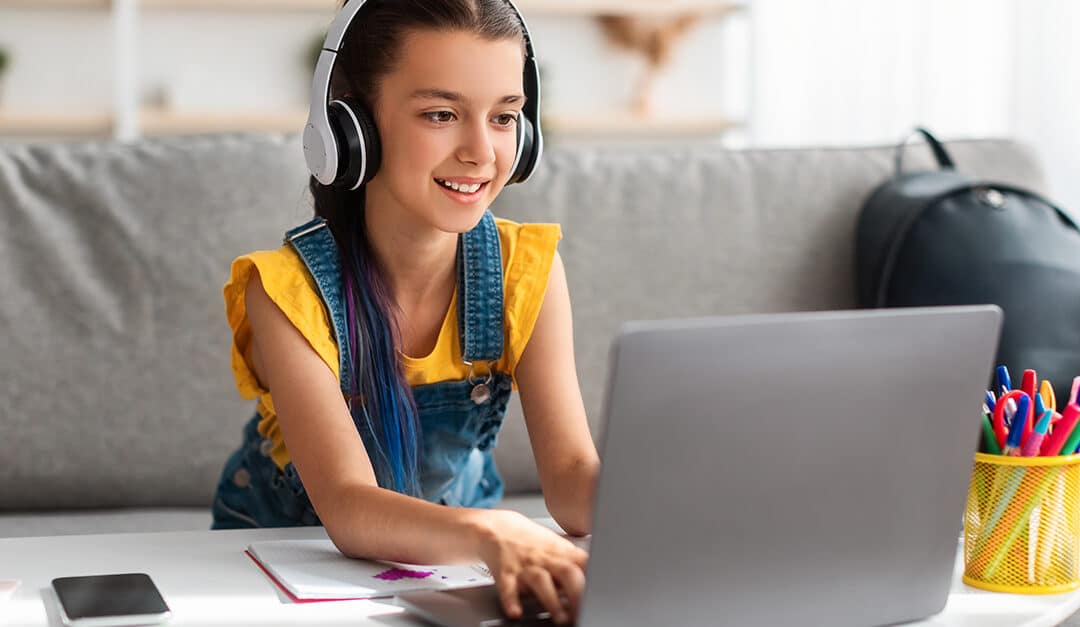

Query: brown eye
[494,114,518,127]
[424,111,455,123]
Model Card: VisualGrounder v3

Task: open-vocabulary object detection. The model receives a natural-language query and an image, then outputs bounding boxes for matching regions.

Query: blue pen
[996,365,1012,397]
[1002,395,1030,456]
[1035,393,1046,419]
[985,390,997,414]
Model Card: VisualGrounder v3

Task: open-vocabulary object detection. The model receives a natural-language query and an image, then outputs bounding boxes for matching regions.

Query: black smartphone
[51,573,171,627]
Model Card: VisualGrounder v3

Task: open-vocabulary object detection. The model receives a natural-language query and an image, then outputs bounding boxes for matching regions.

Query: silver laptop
[398,306,1003,627]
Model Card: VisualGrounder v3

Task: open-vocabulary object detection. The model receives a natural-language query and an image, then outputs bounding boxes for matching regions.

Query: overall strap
[283,217,355,397]
[457,211,505,363]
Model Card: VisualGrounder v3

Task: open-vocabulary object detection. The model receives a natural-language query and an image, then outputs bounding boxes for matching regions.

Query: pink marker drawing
[374,568,435,581]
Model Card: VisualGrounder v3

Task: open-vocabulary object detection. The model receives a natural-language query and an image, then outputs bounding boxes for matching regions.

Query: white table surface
[1,525,1079,627]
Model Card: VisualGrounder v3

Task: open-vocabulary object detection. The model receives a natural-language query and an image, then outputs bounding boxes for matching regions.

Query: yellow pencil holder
[963,452,1080,593]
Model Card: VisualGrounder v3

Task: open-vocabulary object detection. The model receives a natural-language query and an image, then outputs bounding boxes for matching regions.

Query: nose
[455,118,496,168]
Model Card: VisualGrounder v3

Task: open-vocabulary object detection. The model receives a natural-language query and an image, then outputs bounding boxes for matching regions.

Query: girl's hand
[471,509,589,625]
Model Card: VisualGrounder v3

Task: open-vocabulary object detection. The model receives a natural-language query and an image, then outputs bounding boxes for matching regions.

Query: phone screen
[52,573,170,622]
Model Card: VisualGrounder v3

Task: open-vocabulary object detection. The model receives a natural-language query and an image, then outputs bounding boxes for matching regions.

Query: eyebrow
[410,88,523,105]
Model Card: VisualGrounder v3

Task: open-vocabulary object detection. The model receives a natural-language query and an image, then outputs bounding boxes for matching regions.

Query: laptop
[398,305,1003,627]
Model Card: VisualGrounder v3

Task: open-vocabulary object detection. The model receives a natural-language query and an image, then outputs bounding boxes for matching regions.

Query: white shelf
[2,0,744,15]
[138,108,307,135]
[547,112,738,137]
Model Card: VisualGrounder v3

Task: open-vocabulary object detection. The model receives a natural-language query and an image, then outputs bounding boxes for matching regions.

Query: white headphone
[302,0,544,190]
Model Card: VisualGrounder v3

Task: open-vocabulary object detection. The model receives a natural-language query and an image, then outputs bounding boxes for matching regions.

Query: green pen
[982,411,1002,455]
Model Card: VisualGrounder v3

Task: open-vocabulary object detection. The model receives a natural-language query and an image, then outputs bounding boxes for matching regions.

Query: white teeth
[437,179,483,194]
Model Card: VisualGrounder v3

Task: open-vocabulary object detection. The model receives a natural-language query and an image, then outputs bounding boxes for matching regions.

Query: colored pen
[1058,404,1080,456]
[1021,410,1053,457]
[993,390,1028,450]
[982,412,1002,454]
[1041,403,1080,456]
[996,365,1013,397]
[1002,395,1030,456]
[985,390,997,414]
[1041,380,1056,413]
[1071,377,1080,406]
[1021,370,1037,440]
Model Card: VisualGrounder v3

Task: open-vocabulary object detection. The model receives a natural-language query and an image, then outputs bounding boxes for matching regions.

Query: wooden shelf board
[0,111,113,135]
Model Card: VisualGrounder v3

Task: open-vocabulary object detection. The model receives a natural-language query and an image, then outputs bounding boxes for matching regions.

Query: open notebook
[246,539,494,602]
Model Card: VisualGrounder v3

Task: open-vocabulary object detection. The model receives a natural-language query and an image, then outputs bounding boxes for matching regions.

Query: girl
[211,0,599,623]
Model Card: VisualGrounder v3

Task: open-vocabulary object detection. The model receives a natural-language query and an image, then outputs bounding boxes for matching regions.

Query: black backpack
[856,127,1080,406]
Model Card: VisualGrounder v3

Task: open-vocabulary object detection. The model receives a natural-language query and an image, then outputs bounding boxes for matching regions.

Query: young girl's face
[369,29,525,234]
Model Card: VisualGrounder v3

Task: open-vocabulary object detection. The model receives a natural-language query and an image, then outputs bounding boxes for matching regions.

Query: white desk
[2,525,1079,627]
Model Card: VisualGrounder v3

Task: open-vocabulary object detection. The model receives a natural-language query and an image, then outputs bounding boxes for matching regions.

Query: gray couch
[0,132,1046,539]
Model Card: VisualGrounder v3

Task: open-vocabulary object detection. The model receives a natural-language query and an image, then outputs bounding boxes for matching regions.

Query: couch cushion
[0,133,1046,507]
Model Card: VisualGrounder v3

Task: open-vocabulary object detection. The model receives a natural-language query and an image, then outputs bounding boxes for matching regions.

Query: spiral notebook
[245,539,494,603]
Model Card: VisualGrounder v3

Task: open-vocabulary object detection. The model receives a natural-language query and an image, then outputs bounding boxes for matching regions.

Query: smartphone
[52,573,171,627]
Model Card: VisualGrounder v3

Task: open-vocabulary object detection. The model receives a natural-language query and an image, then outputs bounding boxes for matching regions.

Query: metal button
[232,468,251,489]
[259,439,273,457]
[470,384,491,405]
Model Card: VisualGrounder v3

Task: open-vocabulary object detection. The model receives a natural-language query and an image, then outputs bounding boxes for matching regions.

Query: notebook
[246,539,493,602]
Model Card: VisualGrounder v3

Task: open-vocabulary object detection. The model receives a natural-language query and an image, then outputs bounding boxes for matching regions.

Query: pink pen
[1071,376,1080,406]
[1022,410,1053,456]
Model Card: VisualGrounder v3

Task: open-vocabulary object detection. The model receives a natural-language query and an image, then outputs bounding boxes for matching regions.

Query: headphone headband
[303,0,543,188]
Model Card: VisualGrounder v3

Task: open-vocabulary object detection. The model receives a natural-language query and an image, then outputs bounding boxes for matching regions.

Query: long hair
[310,0,524,496]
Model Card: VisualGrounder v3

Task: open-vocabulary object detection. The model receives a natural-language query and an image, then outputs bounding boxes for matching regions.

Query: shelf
[0,0,109,7]
[546,111,738,137]
[1,0,744,14]
[137,107,307,135]
[0,111,113,136]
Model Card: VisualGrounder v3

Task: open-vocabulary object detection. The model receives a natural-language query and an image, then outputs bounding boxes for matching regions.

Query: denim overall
[211,211,513,529]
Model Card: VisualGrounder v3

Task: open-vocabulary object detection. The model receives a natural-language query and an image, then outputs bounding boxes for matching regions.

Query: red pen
[1041,403,1080,456]
[1021,370,1038,441]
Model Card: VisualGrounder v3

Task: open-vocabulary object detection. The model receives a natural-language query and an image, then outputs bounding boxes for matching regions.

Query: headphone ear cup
[327,97,381,189]
[509,114,537,185]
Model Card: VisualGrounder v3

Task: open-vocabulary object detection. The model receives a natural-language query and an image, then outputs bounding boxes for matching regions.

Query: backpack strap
[283,217,355,397]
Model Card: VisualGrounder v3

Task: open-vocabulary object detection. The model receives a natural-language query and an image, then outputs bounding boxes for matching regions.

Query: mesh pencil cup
[963,452,1080,593]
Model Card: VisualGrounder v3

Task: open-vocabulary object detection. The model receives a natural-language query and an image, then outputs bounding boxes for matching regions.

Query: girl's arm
[245,271,587,624]
[514,251,601,537]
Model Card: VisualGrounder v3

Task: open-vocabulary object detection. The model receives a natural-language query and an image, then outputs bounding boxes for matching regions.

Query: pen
[1002,395,1030,456]
[982,412,1002,455]
[1057,404,1080,456]
[996,365,1013,397]
[985,390,997,414]
[1071,377,1080,406]
[993,390,1028,450]
[1041,403,1080,456]
[1021,410,1052,457]
[1040,380,1056,413]
[1020,370,1037,440]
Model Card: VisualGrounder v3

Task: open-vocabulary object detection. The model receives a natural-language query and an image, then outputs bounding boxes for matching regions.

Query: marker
[996,365,1012,397]
[1020,370,1037,440]
[1041,403,1080,456]
[1021,410,1052,457]
[1002,395,1030,456]
[1058,404,1080,457]
[1040,380,1056,413]
[982,412,1002,455]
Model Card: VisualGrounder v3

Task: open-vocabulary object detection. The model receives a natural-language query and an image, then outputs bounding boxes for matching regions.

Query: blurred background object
[0,0,1077,209]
